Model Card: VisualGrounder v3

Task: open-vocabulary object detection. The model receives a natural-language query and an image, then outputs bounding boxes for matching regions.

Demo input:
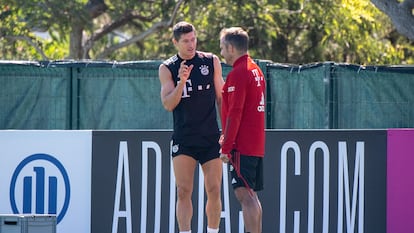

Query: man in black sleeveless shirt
[158,21,224,233]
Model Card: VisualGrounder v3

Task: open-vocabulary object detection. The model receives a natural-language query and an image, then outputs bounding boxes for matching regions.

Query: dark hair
[173,21,196,41]
[220,27,249,52]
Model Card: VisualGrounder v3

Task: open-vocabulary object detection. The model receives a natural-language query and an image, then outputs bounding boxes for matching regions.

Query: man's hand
[178,60,193,82]
[219,134,224,145]
[220,153,231,163]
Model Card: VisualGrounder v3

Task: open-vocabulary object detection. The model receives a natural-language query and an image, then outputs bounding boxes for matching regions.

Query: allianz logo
[9,153,70,223]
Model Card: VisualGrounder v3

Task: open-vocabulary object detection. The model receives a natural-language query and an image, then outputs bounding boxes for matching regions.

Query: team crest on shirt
[199,65,210,76]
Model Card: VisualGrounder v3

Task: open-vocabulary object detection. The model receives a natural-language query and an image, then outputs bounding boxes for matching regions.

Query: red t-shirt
[221,55,266,156]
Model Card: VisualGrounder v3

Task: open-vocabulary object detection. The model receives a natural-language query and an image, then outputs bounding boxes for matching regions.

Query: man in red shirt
[219,27,266,233]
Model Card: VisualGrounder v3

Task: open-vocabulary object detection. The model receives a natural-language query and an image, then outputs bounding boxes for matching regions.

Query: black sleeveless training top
[163,52,220,147]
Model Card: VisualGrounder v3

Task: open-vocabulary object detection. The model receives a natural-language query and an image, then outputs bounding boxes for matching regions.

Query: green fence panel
[73,61,173,129]
[0,62,71,129]
[1,60,413,130]
[266,63,331,129]
[333,65,414,128]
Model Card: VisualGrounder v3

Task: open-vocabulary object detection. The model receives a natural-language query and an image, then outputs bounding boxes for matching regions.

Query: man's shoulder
[163,54,180,66]
[195,51,215,60]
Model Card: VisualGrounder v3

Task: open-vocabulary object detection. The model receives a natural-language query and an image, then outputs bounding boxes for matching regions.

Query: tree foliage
[1,0,185,60]
[0,0,413,64]
[182,0,413,65]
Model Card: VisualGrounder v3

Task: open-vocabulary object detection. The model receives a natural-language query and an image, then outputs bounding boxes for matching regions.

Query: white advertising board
[0,130,92,233]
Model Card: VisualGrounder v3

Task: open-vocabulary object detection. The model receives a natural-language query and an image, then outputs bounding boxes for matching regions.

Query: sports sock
[207,227,219,233]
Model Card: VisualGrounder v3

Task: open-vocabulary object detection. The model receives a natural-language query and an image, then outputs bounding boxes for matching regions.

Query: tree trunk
[68,0,107,59]
[69,22,84,59]
[370,0,414,41]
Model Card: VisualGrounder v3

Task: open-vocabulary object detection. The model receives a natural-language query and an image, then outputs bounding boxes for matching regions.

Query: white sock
[179,231,191,233]
[207,227,219,233]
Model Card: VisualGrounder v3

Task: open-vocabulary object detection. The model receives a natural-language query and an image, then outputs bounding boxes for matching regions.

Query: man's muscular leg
[202,158,223,230]
[173,155,197,231]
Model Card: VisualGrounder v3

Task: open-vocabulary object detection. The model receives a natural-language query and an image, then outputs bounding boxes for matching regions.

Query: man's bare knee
[176,185,192,200]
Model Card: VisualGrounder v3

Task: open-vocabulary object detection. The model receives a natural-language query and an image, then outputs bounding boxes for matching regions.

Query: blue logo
[9,153,70,223]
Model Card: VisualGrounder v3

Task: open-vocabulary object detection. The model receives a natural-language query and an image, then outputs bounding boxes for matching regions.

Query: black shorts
[229,152,264,191]
[171,139,220,165]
